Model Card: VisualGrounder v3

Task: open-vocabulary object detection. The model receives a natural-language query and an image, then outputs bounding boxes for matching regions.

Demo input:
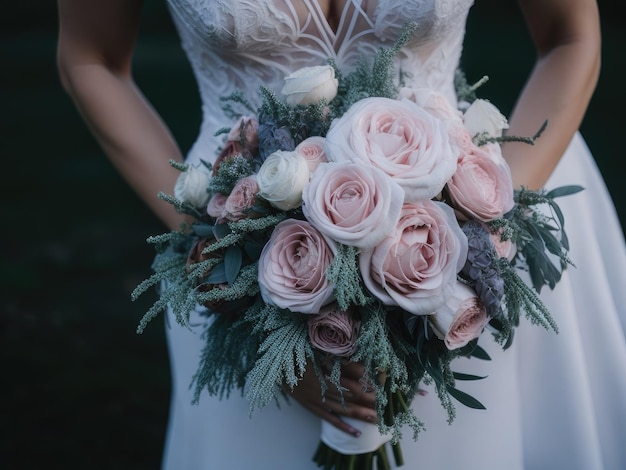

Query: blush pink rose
[360,200,468,315]
[213,116,259,176]
[223,176,259,221]
[488,227,517,261]
[307,304,360,357]
[446,143,515,221]
[324,97,458,202]
[429,282,489,350]
[226,116,259,152]
[295,136,328,173]
[207,193,227,220]
[302,162,404,249]
[258,219,336,313]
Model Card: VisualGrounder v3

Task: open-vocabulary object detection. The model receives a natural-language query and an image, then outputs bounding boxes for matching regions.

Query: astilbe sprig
[208,154,256,195]
[495,261,559,344]
[329,22,418,116]
[196,263,260,305]
[157,191,205,219]
[257,86,331,143]
[219,90,256,119]
[454,69,489,104]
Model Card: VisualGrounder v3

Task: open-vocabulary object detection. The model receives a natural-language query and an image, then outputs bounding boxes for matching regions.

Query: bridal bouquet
[133,24,580,470]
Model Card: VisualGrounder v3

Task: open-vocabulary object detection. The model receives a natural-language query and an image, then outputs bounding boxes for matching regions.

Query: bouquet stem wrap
[321,418,392,455]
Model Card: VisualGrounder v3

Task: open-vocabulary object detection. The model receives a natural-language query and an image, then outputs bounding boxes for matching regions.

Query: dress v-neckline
[302,0,376,54]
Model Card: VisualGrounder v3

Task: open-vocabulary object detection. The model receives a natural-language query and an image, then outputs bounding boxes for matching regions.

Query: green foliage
[258,86,332,143]
[208,154,255,195]
[329,22,418,116]
[493,264,559,346]
[508,185,583,292]
[325,244,372,310]
[350,305,425,443]
[191,300,264,402]
[219,91,256,119]
[244,306,313,413]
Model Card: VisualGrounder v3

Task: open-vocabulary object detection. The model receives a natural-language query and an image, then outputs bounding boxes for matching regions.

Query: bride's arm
[57,0,186,230]
[57,0,375,434]
[503,0,601,189]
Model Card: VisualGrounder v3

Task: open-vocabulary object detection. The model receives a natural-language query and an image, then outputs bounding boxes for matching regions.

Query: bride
[57,1,626,469]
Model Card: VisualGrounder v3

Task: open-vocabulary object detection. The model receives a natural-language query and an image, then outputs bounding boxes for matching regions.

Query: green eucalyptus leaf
[547,199,566,229]
[446,386,486,410]
[545,185,584,199]
[205,262,227,284]
[192,223,215,238]
[244,239,265,260]
[224,245,243,285]
[213,222,232,239]
[425,362,444,385]
[469,344,491,360]
[199,158,213,172]
[538,225,563,247]
[250,204,270,215]
[452,372,487,381]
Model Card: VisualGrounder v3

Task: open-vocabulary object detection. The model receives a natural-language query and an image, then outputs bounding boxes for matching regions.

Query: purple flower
[461,220,505,316]
[258,122,295,161]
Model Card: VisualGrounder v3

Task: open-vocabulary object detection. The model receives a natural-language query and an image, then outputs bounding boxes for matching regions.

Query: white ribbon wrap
[321,417,392,454]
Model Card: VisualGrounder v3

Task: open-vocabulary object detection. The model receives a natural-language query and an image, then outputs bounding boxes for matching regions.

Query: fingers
[320,406,364,437]
[324,396,378,425]
[286,359,381,437]
[324,374,376,408]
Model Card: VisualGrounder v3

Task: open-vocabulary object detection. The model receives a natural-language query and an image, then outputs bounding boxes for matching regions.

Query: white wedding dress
[161,1,626,468]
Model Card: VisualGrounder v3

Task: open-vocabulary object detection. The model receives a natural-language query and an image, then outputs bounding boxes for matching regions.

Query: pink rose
[446,142,515,221]
[207,193,227,219]
[488,227,517,261]
[295,136,328,173]
[213,116,259,176]
[302,162,404,249]
[360,201,468,315]
[223,176,259,221]
[324,97,458,202]
[258,219,336,313]
[307,304,360,357]
[429,282,489,350]
[226,116,259,152]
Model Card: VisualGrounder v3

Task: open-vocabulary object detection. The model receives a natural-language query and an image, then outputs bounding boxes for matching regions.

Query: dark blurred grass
[1,1,624,469]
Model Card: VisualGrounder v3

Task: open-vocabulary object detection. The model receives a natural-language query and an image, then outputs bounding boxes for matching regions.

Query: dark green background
[2,1,624,469]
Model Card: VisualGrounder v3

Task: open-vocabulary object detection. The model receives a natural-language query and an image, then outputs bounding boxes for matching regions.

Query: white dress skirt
[159,0,626,468]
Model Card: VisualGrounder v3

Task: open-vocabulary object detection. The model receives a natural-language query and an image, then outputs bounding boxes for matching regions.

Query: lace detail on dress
[166,0,474,164]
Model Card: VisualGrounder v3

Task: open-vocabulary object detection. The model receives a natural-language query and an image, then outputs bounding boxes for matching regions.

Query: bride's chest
[167,0,473,52]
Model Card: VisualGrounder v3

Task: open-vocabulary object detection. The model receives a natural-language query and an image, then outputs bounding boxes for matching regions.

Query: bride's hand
[285,361,379,437]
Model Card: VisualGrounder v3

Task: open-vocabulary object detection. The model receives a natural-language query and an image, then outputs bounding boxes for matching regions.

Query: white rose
[397,87,464,123]
[463,99,509,138]
[174,164,211,208]
[281,65,339,106]
[257,150,310,210]
[429,282,489,350]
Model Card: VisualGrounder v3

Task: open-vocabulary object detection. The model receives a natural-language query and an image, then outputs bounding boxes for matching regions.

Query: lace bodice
[166,0,474,164]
